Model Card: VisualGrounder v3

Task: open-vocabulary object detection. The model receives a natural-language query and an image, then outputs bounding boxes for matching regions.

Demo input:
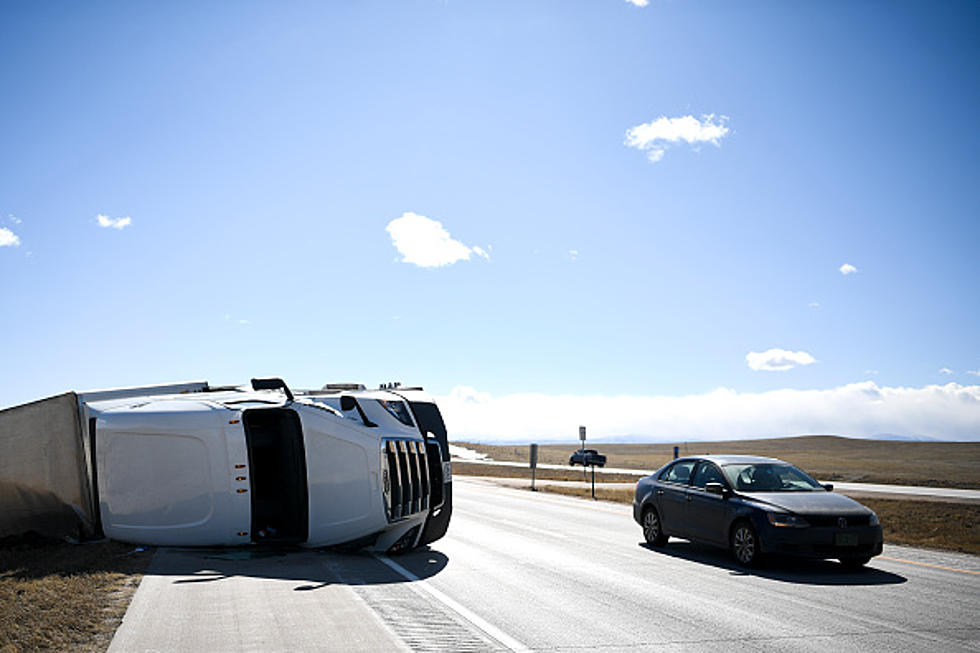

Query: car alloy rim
[644,512,659,540]
[734,527,754,563]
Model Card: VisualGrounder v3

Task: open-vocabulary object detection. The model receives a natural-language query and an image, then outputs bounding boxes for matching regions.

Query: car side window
[691,462,725,489]
[660,460,696,484]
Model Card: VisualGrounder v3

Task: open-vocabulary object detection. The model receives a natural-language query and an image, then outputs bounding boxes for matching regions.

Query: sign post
[529,443,538,491]
[579,426,587,479]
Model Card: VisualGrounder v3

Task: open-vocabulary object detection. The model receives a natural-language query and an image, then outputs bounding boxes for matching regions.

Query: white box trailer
[0,378,452,552]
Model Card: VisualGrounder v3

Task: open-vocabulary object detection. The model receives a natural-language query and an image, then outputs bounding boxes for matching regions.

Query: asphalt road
[109,478,980,652]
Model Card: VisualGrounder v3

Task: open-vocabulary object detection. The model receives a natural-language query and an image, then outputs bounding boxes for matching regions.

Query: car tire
[642,507,668,547]
[731,520,762,567]
[839,557,870,570]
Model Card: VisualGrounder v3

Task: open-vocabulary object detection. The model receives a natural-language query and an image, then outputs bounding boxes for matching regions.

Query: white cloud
[864,370,879,376]
[746,348,817,372]
[968,370,980,377]
[8,214,22,225]
[808,301,820,308]
[625,0,649,6]
[939,368,954,375]
[97,214,132,230]
[437,382,980,442]
[625,114,730,163]
[385,212,487,268]
[0,227,20,247]
[839,263,858,275]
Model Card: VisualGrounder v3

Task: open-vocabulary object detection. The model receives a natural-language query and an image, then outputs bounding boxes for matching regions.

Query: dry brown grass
[455,436,980,488]
[0,535,152,653]
[520,484,980,555]
[451,461,641,483]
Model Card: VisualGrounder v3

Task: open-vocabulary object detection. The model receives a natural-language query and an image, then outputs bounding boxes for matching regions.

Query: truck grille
[382,439,430,522]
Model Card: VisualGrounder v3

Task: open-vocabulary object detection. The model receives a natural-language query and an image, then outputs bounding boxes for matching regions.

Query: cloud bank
[746,349,816,371]
[625,114,729,163]
[97,214,132,230]
[438,382,980,443]
[0,227,20,247]
[385,212,488,268]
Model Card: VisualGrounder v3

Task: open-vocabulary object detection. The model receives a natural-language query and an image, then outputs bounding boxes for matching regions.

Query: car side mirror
[705,482,727,496]
[823,483,834,492]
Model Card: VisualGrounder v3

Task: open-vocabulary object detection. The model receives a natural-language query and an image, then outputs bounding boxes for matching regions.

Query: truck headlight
[767,512,809,528]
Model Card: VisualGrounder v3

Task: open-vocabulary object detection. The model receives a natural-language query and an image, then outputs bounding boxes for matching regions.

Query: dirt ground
[0,535,152,653]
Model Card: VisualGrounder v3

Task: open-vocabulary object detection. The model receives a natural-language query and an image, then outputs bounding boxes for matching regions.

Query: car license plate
[835,533,858,547]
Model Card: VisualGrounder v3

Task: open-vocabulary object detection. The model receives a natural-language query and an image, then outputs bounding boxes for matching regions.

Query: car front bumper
[758,523,883,559]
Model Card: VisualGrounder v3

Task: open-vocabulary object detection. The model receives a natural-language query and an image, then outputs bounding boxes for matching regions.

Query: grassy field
[525,483,980,555]
[0,536,152,653]
[454,435,980,488]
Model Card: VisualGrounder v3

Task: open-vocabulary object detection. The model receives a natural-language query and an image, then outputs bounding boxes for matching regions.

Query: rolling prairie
[453,436,980,489]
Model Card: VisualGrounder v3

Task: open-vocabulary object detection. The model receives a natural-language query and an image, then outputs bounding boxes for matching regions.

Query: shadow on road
[144,544,449,591]
[639,541,907,586]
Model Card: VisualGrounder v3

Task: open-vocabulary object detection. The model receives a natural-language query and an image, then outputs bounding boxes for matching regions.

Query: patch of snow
[448,444,490,461]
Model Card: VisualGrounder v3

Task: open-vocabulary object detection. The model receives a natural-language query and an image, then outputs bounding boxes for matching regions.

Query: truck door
[243,408,309,543]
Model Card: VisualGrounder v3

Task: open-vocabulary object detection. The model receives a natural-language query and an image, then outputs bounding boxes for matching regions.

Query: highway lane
[110,478,980,652]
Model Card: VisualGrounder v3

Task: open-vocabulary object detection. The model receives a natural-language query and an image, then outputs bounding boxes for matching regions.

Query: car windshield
[722,463,823,492]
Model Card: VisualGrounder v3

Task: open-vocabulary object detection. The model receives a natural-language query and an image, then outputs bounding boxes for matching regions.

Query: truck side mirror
[823,483,834,492]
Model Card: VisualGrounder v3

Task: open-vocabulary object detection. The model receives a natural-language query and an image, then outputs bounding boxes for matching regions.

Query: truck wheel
[642,507,668,547]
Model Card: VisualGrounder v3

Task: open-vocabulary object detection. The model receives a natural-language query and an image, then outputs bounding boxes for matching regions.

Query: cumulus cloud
[939,368,954,375]
[625,0,649,7]
[8,214,22,225]
[808,301,820,308]
[97,214,132,230]
[968,370,980,377]
[625,114,729,163]
[385,212,488,268]
[437,382,980,442]
[746,349,816,372]
[839,263,857,275]
[0,227,20,247]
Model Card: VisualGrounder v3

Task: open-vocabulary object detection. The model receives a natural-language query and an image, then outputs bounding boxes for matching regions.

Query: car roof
[673,454,787,466]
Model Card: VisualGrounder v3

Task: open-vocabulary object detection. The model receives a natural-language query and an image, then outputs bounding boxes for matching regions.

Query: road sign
[579,426,586,442]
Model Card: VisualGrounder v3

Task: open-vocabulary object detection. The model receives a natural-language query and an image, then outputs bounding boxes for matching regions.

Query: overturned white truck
[0,378,452,552]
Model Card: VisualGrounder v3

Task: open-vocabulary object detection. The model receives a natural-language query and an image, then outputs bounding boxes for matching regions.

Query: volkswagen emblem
[837,517,847,529]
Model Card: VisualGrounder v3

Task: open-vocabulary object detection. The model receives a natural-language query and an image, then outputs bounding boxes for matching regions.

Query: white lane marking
[375,554,531,653]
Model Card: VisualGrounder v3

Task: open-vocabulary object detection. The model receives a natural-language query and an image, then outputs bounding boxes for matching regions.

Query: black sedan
[633,455,883,568]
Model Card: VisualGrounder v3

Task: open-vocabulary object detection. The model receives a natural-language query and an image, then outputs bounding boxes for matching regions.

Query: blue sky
[2,1,978,441]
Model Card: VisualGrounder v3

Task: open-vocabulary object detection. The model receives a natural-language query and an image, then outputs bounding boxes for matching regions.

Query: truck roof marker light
[229,419,240,425]
[237,531,248,537]
[236,489,248,493]
[235,476,246,481]
[235,464,246,469]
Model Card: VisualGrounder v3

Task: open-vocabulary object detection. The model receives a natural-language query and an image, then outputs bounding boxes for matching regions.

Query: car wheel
[642,507,668,547]
[731,520,762,567]
[839,557,870,570]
